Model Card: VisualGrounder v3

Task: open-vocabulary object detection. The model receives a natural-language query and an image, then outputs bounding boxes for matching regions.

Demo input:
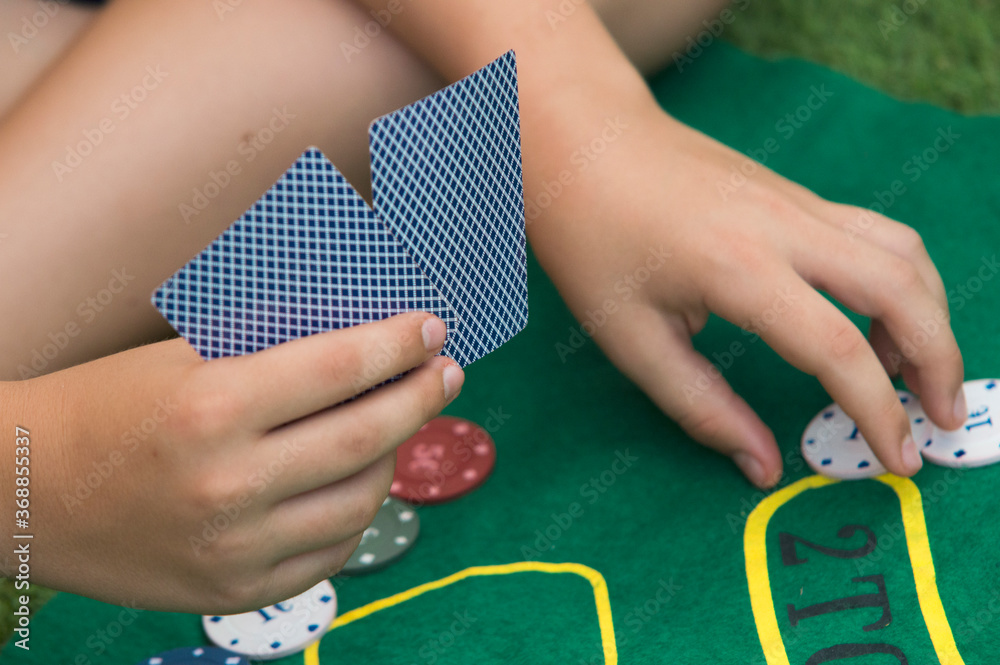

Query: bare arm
[350,0,966,485]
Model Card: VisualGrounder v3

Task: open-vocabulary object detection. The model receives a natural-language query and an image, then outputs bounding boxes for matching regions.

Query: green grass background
[2,0,997,649]
[725,0,1000,114]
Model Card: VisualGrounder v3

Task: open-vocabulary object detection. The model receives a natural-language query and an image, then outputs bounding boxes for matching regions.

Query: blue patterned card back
[153,52,525,369]
[153,151,456,360]
[369,50,527,366]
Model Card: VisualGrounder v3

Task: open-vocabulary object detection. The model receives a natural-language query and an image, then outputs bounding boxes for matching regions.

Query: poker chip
[922,379,1000,468]
[135,647,248,665]
[801,390,930,480]
[202,579,337,661]
[900,390,934,450]
[341,497,420,575]
[390,416,497,504]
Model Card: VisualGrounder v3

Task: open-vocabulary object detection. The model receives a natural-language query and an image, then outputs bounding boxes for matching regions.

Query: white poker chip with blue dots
[801,390,932,480]
[136,647,248,665]
[922,378,1000,468]
[202,579,336,661]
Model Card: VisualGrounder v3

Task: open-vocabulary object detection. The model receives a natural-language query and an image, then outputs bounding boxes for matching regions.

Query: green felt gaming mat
[5,42,1000,664]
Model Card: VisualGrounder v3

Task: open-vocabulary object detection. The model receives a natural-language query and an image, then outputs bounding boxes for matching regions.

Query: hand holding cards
[153,52,526,368]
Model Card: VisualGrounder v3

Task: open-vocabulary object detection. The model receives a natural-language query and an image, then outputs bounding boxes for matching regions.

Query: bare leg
[0,0,728,379]
[0,0,99,119]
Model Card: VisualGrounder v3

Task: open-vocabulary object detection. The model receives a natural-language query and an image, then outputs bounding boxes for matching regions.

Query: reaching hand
[529,103,964,488]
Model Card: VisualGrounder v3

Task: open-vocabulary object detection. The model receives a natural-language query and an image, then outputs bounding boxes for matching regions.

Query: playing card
[152,150,456,360]
[370,49,526,366]
[153,51,525,368]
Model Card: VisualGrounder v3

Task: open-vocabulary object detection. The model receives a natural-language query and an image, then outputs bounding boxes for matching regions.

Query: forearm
[350,0,659,218]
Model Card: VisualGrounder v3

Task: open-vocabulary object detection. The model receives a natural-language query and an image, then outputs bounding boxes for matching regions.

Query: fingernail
[953,388,968,427]
[422,317,446,351]
[733,452,766,488]
[443,362,464,401]
[901,434,923,474]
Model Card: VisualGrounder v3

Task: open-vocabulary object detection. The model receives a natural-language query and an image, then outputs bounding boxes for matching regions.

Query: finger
[868,319,902,378]
[239,534,364,614]
[737,176,963,431]
[599,306,783,488]
[799,198,962,422]
[900,362,922,400]
[827,204,948,306]
[827,209,964,427]
[768,177,947,293]
[254,355,462,500]
[265,452,395,561]
[795,222,965,430]
[267,534,365,603]
[871,319,937,404]
[228,312,448,430]
[772,185,948,310]
[740,272,922,476]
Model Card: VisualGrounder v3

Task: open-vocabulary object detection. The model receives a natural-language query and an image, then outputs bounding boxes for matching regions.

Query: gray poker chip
[341,497,420,575]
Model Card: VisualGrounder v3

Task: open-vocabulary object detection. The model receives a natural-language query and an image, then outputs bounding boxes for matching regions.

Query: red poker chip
[390,416,497,505]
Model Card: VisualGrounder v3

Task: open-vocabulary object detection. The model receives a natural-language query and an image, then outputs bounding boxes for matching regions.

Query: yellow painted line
[302,561,617,665]
[878,474,963,664]
[744,474,964,665]
[745,474,835,665]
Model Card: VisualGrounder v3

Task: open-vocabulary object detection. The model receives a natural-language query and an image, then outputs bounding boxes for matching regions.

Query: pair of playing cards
[153,51,526,368]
